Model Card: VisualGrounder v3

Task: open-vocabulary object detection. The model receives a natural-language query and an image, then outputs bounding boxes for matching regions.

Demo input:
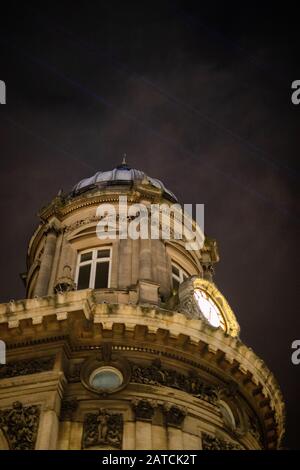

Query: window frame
[171,261,189,290]
[75,246,112,290]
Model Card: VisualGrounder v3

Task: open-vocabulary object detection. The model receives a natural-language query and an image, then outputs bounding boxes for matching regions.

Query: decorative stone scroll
[131,359,218,403]
[0,401,40,450]
[0,356,55,379]
[82,409,123,449]
[202,432,243,450]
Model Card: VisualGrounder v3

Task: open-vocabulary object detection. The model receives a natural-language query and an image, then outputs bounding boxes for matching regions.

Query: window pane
[172,277,180,291]
[97,249,110,259]
[95,261,109,288]
[80,252,92,262]
[172,265,179,276]
[77,264,91,289]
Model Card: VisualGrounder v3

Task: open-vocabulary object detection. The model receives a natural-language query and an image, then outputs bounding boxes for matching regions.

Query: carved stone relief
[0,356,55,379]
[82,409,123,449]
[131,399,157,422]
[202,432,243,450]
[162,404,186,428]
[131,359,218,404]
[0,401,40,450]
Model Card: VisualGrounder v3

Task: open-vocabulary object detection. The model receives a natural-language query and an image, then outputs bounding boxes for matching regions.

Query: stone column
[110,240,119,288]
[131,399,156,450]
[162,404,187,451]
[118,239,132,288]
[123,421,136,450]
[48,230,63,295]
[155,240,170,299]
[168,427,184,450]
[34,228,58,297]
[69,422,83,449]
[36,409,59,449]
[131,239,139,285]
[56,398,78,450]
[55,236,76,283]
[139,239,152,280]
[57,421,72,450]
[136,421,152,450]
[152,424,167,450]
[183,432,201,449]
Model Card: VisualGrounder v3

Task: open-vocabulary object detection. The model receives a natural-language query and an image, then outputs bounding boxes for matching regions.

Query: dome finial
[122,153,127,165]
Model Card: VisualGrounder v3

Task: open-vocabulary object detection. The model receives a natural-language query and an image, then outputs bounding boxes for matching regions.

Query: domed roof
[72,160,177,202]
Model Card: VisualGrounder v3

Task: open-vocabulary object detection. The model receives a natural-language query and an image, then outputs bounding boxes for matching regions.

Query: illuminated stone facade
[0,164,285,449]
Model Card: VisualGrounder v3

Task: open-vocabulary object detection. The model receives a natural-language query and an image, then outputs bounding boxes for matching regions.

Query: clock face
[194,288,223,328]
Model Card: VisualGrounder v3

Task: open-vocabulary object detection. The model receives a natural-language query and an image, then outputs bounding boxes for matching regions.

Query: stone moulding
[0,293,285,449]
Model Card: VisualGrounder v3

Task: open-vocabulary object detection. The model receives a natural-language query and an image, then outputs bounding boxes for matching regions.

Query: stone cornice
[0,290,285,448]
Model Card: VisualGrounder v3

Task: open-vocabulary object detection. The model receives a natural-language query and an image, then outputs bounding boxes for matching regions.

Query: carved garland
[0,402,40,450]
[131,359,218,404]
[202,432,243,450]
[0,356,55,379]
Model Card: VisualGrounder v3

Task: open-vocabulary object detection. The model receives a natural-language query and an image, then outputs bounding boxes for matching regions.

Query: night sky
[0,2,299,449]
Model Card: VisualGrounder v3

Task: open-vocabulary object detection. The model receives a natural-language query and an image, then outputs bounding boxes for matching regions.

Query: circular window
[89,366,123,391]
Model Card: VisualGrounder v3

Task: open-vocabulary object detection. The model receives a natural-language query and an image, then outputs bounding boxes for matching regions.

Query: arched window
[219,400,236,430]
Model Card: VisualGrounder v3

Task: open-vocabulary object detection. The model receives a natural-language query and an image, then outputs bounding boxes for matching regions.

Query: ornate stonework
[202,432,243,450]
[131,359,218,404]
[0,402,40,450]
[162,404,187,428]
[82,409,123,449]
[0,357,55,379]
[131,399,157,422]
[0,163,285,450]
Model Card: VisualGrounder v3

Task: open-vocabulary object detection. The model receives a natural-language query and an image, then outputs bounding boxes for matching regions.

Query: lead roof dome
[72,161,177,202]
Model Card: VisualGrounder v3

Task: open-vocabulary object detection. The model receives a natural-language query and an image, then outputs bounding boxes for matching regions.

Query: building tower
[0,162,285,450]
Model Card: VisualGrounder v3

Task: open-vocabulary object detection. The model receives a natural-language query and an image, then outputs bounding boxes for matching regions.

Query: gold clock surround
[178,276,240,337]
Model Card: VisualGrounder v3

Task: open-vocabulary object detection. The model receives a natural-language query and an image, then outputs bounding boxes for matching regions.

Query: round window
[89,366,123,391]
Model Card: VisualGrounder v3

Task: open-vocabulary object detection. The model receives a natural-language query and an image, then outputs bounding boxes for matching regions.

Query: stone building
[0,161,285,450]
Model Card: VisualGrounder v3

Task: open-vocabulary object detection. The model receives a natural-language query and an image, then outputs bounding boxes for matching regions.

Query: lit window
[171,262,189,291]
[76,247,112,290]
